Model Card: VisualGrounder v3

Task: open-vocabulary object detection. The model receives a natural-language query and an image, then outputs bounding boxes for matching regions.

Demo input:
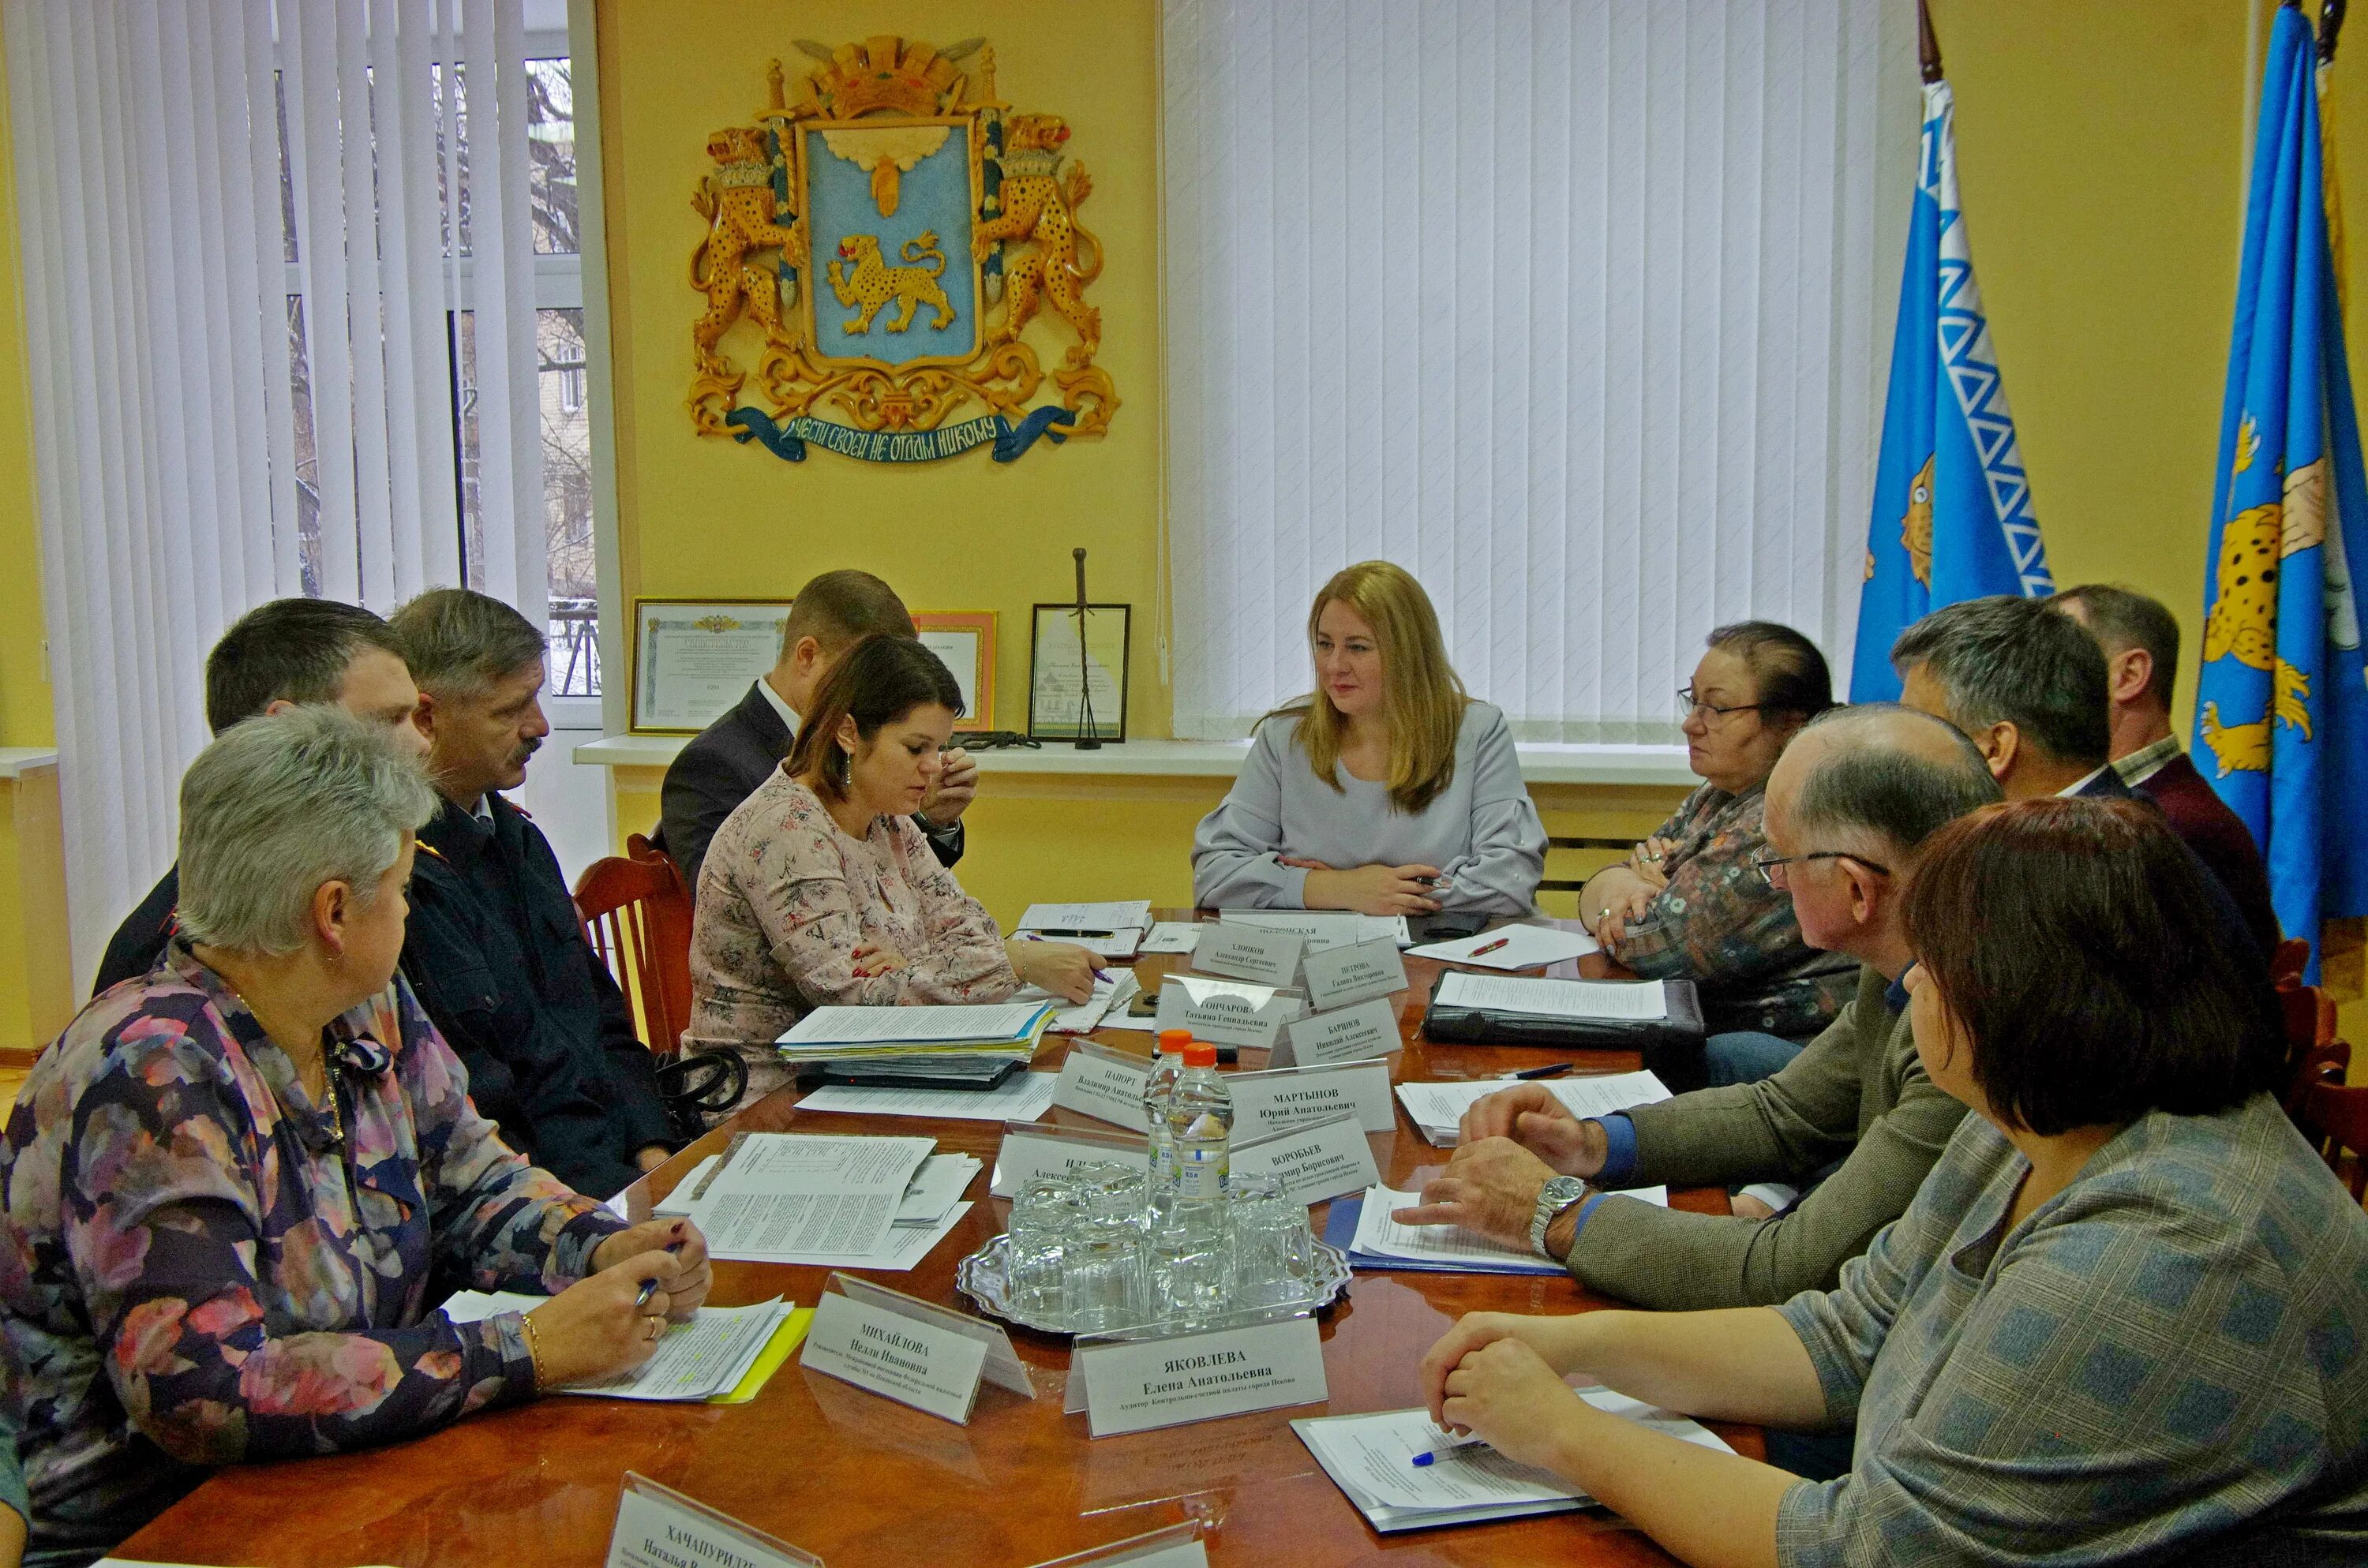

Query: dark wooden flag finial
[1918,0,1944,85]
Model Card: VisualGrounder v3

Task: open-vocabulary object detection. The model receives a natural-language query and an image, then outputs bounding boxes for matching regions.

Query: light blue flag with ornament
[2194,2,2368,976]
[1849,76,2053,702]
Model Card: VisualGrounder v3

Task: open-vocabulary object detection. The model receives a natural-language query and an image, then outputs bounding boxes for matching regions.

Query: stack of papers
[442,1291,800,1402]
[1292,1398,1733,1532]
[1224,911,1413,949]
[1017,968,1142,1034]
[895,1153,983,1225]
[1433,971,1668,1020]
[1015,900,1154,958]
[1405,923,1598,969]
[796,1072,1060,1123]
[1394,1069,1673,1147]
[682,1133,972,1268]
[775,1001,1054,1079]
[1336,1188,1568,1275]
[1140,921,1205,953]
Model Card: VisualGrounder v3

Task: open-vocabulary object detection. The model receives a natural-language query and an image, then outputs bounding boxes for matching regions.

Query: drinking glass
[1228,1173,1314,1307]
[1006,1177,1077,1317]
[1145,1209,1233,1323]
[1067,1166,1148,1331]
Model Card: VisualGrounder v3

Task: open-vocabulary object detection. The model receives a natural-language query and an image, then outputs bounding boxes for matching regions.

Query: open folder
[1419,971,1706,1055]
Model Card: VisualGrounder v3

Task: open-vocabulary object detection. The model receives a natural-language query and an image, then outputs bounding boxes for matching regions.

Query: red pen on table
[1466,935,1511,959]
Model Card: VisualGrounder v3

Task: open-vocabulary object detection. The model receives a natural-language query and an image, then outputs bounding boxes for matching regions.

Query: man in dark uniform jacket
[658,569,976,897]
[392,587,673,1197]
[93,598,426,994]
[2052,583,2283,953]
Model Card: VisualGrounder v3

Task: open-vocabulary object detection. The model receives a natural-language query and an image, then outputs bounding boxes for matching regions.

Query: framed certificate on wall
[912,612,997,732]
[1029,603,1131,743]
[628,598,793,734]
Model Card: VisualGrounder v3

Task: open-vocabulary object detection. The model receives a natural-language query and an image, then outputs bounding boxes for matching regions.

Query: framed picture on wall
[912,612,997,733]
[1029,603,1131,743]
[628,597,793,735]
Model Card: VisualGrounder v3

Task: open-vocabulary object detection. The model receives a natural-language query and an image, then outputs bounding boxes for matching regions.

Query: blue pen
[1412,1433,1489,1467]
[634,1235,688,1309]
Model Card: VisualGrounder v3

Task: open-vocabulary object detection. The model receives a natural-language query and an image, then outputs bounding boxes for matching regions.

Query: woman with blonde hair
[1192,561,1545,916]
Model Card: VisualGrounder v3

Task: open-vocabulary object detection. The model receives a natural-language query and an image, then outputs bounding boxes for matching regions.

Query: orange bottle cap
[1182,1042,1219,1069]
[1156,1029,1192,1054]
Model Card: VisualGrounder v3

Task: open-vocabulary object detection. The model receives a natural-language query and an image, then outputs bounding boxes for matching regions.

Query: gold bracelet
[519,1312,547,1392]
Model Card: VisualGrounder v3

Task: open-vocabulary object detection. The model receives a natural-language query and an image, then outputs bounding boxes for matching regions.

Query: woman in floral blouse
[0,709,710,1566]
[687,636,1096,1111]
[1579,623,1857,1072]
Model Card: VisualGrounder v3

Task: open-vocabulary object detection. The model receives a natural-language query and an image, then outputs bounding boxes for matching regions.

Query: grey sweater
[1564,965,1968,1309]
[1190,701,1546,915]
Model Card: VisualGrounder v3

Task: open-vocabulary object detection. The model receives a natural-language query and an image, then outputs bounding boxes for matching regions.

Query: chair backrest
[2301,1078,2368,1204]
[573,833,695,1054]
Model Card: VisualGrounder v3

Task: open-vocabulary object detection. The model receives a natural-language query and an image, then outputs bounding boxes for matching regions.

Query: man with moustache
[389,588,673,1196]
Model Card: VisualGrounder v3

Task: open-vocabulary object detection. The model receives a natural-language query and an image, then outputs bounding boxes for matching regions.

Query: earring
[837,747,853,788]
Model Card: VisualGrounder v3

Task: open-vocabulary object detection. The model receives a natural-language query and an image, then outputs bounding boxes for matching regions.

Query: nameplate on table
[991,1120,1148,1198]
[1190,922,1306,986]
[1076,1314,1328,1437]
[1054,1042,1154,1128]
[1272,996,1400,1068]
[1297,936,1408,1012]
[607,1472,822,1568]
[1226,1058,1397,1136]
[1154,975,1302,1051]
[1229,1113,1381,1206]
[800,1280,994,1422]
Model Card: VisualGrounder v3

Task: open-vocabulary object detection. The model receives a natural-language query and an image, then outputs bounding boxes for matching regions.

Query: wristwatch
[1528,1175,1590,1259]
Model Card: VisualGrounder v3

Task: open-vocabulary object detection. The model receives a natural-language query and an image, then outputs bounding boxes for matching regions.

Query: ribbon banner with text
[726,406,1077,466]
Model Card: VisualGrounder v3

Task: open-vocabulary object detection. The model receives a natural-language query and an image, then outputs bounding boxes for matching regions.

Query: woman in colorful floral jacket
[0,709,710,1566]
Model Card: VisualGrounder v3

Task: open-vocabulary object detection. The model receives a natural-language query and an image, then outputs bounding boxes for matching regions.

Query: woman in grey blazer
[1190,561,1545,917]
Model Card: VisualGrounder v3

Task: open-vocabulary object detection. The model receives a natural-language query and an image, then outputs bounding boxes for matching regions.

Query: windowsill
[571,733,1697,786]
[0,747,59,780]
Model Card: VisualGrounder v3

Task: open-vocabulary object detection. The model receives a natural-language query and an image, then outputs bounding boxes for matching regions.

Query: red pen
[1467,936,1511,958]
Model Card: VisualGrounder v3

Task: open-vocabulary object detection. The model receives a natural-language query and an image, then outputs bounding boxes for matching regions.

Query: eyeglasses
[1749,848,1894,890]
[1678,686,1764,724]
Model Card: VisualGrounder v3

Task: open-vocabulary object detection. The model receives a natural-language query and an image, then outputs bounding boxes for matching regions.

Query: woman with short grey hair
[0,708,713,1566]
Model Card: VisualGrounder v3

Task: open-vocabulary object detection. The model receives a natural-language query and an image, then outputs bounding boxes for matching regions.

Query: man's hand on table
[1456,1084,1610,1174]
[1390,1137,1572,1252]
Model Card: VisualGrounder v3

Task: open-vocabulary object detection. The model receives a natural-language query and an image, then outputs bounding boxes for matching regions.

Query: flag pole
[1917,0,1943,84]
[2322,0,2347,62]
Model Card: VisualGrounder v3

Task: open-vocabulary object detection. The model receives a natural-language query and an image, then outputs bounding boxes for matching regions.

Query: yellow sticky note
[708,1307,814,1405]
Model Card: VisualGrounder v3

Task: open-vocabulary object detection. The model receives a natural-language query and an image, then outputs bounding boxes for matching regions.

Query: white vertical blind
[4,0,543,984]
[1163,0,1898,742]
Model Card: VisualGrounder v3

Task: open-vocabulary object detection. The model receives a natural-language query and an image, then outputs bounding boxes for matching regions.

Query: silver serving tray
[956,1232,1354,1337]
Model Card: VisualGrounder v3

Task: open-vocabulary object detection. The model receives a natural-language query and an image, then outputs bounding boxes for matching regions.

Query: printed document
[1395,1069,1673,1147]
[440,1291,794,1402]
[1140,921,1203,953]
[1434,971,1668,1021]
[778,1002,1049,1048]
[895,1154,983,1225]
[1017,969,1142,1034]
[795,1072,1060,1124]
[1406,923,1598,970]
[686,1134,934,1261]
[1018,900,1153,934]
[1347,1188,1568,1274]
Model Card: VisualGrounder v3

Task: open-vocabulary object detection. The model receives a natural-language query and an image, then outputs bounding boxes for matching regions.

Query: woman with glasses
[1579,623,1856,1068]
[1418,799,2368,1568]
[1191,561,1546,917]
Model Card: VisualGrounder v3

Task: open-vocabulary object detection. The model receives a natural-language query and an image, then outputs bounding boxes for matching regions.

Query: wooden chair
[2301,1077,2368,1204]
[574,833,695,1055]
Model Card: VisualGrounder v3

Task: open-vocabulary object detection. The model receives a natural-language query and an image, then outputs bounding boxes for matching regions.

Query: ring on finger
[644,1317,664,1341]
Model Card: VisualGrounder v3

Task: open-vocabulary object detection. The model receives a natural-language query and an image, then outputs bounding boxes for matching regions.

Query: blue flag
[2194,5,2368,975]
[1849,79,2054,702]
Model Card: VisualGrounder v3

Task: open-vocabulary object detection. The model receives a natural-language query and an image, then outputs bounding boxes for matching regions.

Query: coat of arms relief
[685,36,1118,466]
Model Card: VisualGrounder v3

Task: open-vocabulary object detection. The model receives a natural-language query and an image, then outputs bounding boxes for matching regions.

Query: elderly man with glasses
[1395,705,2002,1383]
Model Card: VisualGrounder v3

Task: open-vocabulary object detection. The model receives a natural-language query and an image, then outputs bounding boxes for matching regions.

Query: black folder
[1418,971,1711,1088]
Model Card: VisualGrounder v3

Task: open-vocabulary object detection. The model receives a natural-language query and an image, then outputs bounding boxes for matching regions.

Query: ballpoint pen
[635,1232,689,1308]
[1028,927,1116,938]
[1412,1432,1490,1466]
[1465,935,1512,959]
[1511,1061,1576,1080]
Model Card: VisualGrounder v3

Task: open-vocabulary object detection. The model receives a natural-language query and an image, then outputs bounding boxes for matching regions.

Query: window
[1162,0,1896,743]
[279,40,601,694]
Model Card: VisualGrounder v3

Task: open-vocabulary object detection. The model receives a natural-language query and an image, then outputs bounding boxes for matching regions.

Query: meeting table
[115,919,1757,1568]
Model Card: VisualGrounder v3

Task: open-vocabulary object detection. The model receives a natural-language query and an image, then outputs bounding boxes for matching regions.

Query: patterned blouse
[1611,781,1857,1038]
[0,945,627,1563]
[688,769,1018,1109]
[1776,1093,2368,1564]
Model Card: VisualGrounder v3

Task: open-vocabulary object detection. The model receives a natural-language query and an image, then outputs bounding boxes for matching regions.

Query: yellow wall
[0,23,69,1053]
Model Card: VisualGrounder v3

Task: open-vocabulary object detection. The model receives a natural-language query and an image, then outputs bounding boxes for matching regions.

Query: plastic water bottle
[1143,1029,1190,1199]
[1166,1042,1234,1210]
[1153,1041,1235,1315]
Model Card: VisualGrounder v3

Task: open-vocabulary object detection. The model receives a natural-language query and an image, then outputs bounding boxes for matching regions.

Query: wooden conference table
[119,922,1756,1568]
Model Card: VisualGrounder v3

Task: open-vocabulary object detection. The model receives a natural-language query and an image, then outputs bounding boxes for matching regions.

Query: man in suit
[92,598,426,994]
[1891,593,2271,962]
[2051,582,2281,952]
[658,568,977,896]
[391,587,674,1197]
